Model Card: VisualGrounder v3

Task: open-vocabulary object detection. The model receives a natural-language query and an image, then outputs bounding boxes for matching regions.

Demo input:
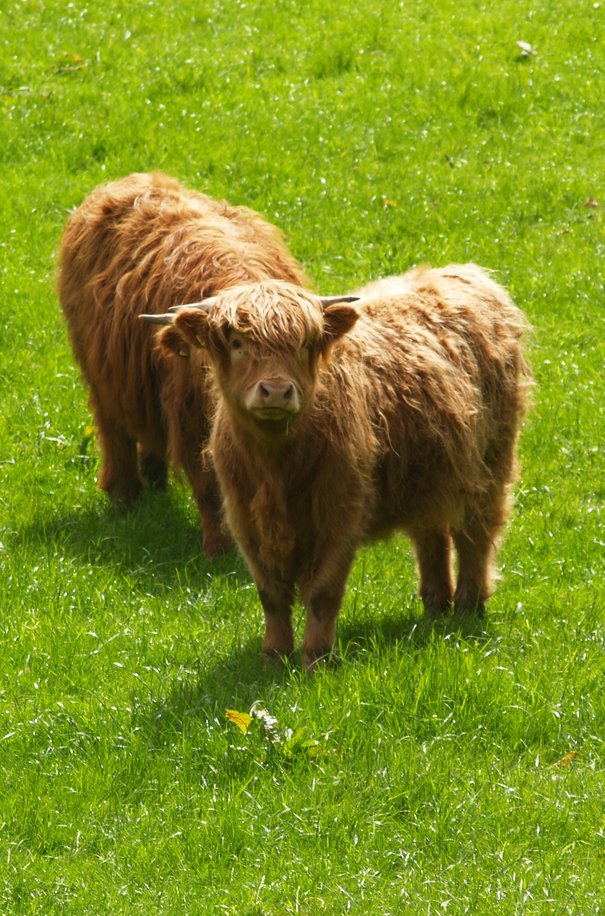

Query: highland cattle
[58,172,308,556]
[148,265,531,666]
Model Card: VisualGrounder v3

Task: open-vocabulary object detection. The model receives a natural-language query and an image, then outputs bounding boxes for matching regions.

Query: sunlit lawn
[0,0,603,911]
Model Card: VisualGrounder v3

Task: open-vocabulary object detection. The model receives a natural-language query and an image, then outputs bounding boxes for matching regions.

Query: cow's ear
[321,303,360,345]
[173,309,211,350]
[157,325,190,359]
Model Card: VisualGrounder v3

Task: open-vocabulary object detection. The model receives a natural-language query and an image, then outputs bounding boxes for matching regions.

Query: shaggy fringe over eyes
[208,281,325,352]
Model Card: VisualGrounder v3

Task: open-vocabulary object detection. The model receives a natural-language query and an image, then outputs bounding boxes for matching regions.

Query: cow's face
[221,328,314,424]
[165,282,359,435]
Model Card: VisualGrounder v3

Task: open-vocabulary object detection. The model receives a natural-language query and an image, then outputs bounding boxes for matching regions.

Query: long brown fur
[167,266,531,666]
[57,172,309,556]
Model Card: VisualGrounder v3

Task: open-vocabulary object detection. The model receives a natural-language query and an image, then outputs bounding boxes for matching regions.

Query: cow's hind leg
[452,524,493,617]
[188,465,234,559]
[411,528,454,618]
[138,447,168,490]
[453,487,510,616]
[93,399,143,508]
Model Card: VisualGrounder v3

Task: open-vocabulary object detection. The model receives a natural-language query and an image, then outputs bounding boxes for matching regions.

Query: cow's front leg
[257,581,296,660]
[300,547,355,670]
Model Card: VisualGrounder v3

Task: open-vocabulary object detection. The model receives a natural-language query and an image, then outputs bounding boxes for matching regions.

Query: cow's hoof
[423,601,452,620]
[202,528,234,560]
[453,598,486,618]
[263,648,295,669]
[302,646,338,673]
[106,479,144,511]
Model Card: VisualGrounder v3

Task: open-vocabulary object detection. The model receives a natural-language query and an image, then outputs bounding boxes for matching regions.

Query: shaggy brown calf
[150,265,531,666]
[58,172,308,556]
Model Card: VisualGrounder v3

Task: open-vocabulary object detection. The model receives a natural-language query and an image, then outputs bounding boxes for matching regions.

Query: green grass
[1,0,603,911]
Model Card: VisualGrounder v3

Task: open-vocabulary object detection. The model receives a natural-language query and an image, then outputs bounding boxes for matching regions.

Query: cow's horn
[167,296,218,313]
[319,295,360,307]
[139,313,175,325]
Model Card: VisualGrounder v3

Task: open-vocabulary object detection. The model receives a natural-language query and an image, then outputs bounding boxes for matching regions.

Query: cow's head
[144,281,359,436]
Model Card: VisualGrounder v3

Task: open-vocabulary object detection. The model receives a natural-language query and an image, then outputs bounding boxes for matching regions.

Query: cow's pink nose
[257,379,295,407]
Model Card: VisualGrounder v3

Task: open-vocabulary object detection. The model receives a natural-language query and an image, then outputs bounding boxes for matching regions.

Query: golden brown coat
[166,265,531,666]
[57,172,308,555]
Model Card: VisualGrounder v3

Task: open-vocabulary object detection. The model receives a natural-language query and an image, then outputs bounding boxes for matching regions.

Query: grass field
[1,0,603,911]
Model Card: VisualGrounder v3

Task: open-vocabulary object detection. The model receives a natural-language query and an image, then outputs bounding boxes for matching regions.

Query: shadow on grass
[338,606,493,660]
[12,486,247,589]
[135,604,494,744]
[12,485,497,736]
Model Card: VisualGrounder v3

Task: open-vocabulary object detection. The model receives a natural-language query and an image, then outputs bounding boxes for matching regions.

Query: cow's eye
[231,338,243,351]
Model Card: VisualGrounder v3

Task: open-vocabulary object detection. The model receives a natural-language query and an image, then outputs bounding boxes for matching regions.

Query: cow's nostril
[255,379,296,410]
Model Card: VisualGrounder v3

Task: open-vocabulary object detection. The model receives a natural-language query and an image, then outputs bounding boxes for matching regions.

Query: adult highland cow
[147,265,531,668]
[58,172,309,556]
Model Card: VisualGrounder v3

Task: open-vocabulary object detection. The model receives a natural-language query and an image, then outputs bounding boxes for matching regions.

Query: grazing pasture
[0,0,603,912]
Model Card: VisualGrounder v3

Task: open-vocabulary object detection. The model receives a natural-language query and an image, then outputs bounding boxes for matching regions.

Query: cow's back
[350,265,531,536]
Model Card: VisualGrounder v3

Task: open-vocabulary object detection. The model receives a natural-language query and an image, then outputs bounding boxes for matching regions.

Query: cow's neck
[216,411,319,572]
[230,411,304,460]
